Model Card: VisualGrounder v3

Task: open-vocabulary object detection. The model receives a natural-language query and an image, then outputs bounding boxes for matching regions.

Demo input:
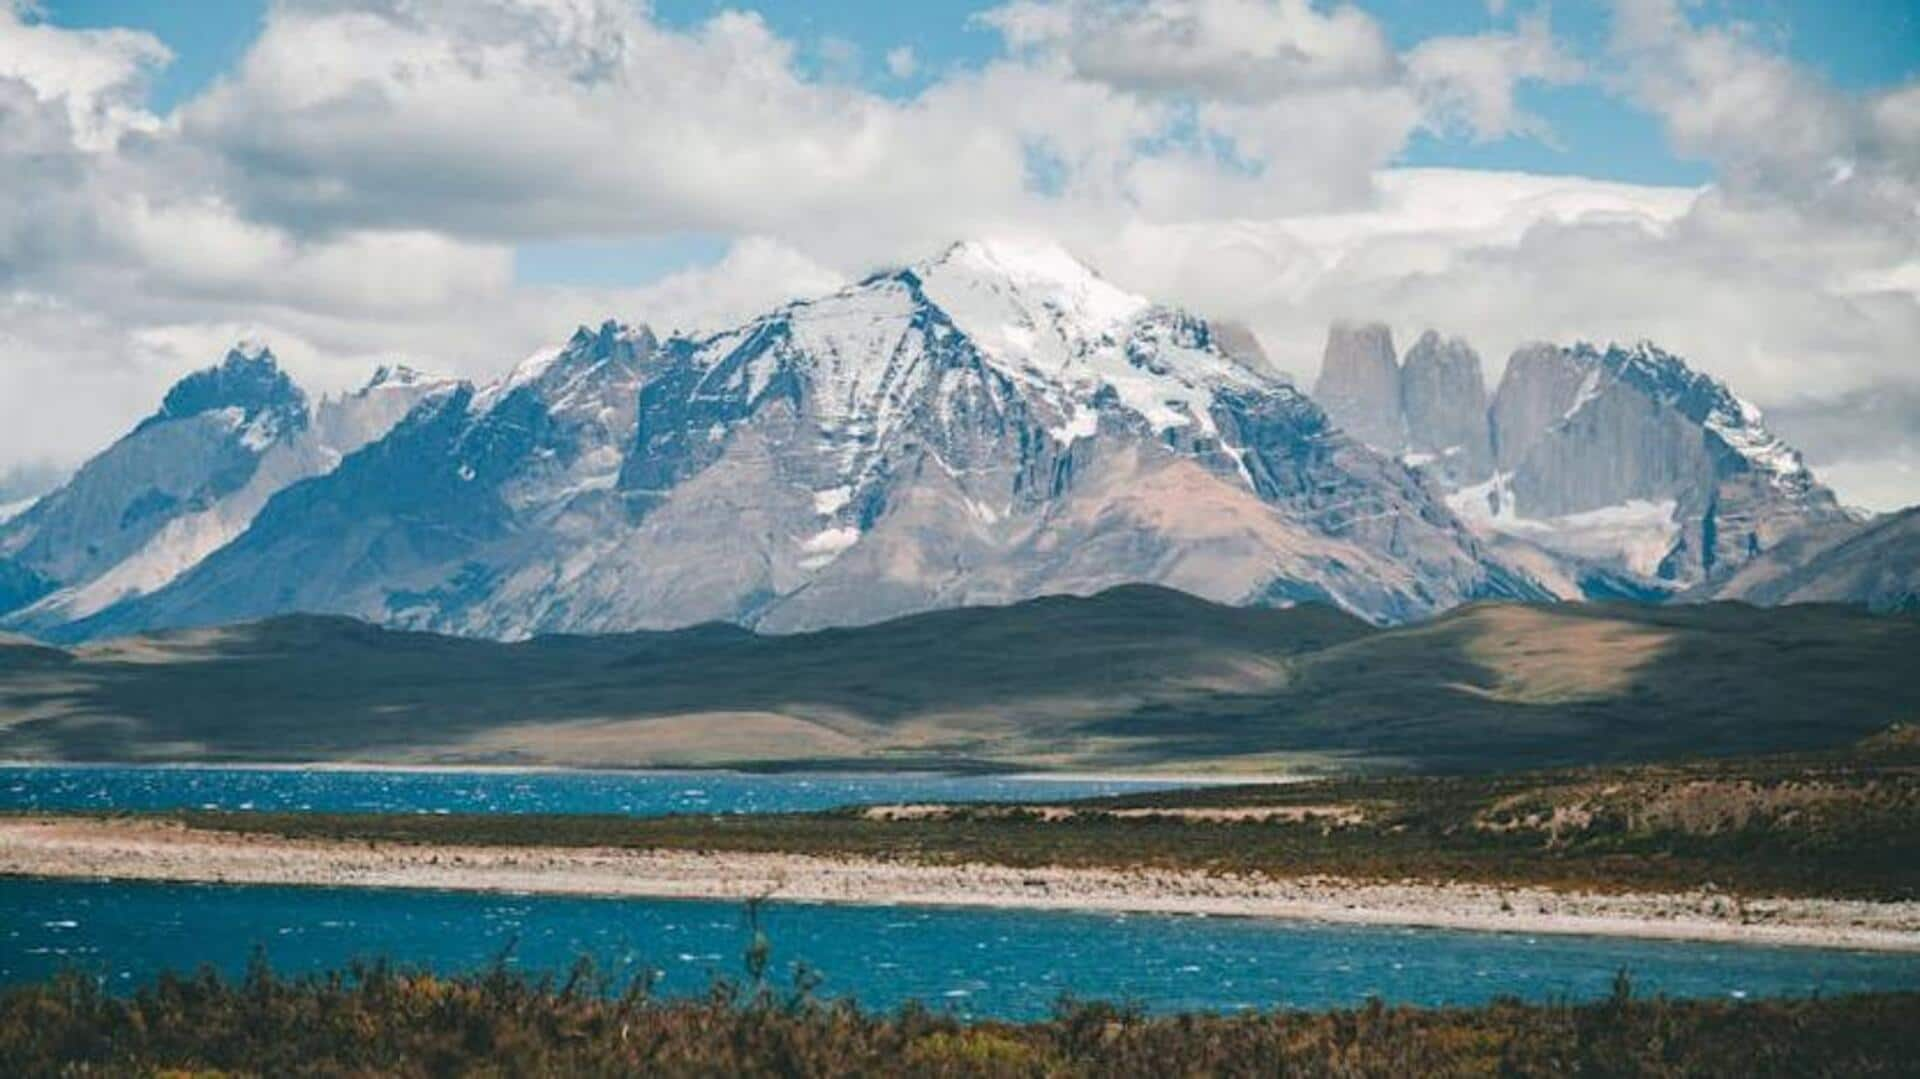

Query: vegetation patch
[129,740,1920,900]
[2,961,1915,1077]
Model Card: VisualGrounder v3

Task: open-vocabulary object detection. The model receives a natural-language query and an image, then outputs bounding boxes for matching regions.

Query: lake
[5,879,1918,1020]
[3,765,1916,1020]
[0,764,1202,816]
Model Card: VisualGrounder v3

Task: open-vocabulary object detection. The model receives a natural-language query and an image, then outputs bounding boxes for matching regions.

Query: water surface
[4,879,1916,1020]
[0,765,1198,816]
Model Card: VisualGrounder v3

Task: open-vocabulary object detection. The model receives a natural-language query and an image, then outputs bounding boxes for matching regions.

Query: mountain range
[0,239,1908,643]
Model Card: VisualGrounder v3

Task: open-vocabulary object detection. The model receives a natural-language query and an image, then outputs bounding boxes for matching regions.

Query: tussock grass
[3,960,1915,1077]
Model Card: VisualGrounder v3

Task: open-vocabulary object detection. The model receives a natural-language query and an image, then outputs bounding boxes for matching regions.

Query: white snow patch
[472,345,564,413]
[797,525,861,570]
[1562,368,1605,422]
[1453,487,1681,578]
[1050,407,1099,444]
[812,485,853,516]
[0,497,35,524]
[1704,395,1808,482]
[238,412,284,452]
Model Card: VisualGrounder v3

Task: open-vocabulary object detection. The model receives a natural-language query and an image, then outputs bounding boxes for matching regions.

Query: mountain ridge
[39,239,1544,642]
[1,239,1904,642]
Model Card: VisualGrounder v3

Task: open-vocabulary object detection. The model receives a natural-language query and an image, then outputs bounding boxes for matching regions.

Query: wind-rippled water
[5,880,1918,1020]
[5,765,1916,1019]
[0,764,1201,816]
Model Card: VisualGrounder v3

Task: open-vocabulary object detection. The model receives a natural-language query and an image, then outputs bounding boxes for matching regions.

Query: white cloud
[885,45,917,80]
[0,0,1916,513]
[1407,14,1583,142]
[980,0,1398,102]
[0,1,168,148]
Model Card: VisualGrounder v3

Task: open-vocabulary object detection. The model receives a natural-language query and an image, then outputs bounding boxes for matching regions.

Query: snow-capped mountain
[0,348,453,631]
[49,240,1545,641]
[1313,324,1848,589]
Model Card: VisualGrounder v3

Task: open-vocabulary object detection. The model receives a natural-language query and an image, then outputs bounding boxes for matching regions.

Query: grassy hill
[1,586,1914,772]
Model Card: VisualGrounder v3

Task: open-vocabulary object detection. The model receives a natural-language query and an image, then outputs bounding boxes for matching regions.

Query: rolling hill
[1,586,1912,772]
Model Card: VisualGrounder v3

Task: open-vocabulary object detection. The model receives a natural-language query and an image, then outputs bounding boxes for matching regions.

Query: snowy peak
[915,238,1148,374]
[476,320,659,417]
[138,344,308,443]
[361,363,449,393]
[908,238,1263,438]
[1566,341,1809,482]
[1478,337,1842,585]
[921,238,1148,336]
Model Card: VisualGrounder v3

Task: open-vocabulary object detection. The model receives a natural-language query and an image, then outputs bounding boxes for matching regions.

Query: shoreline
[4,816,1917,953]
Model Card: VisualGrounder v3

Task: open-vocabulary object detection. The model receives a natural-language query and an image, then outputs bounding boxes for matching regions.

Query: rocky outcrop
[1209,320,1280,379]
[1699,506,1917,612]
[1311,321,1404,453]
[1489,343,1592,475]
[1481,341,1847,584]
[1400,331,1492,485]
[1306,324,1494,486]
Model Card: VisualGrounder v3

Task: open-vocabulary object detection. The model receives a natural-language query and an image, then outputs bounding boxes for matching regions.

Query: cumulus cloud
[980,0,1398,102]
[0,0,168,148]
[1407,14,1583,142]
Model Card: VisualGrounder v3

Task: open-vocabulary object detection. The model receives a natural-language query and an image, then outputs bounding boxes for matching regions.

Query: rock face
[1311,321,1404,453]
[1463,341,1847,585]
[1303,323,1854,592]
[1399,331,1493,485]
[1309,324,1493,486]
[1700,506,1918,612]
[0,348,451,630]
[1489,343,1593,476]
[53,241,1544,642]
[1209,320,1281,379]
[0,347,307,616]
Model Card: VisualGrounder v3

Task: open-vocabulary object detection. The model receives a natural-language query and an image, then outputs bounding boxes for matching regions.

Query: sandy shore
[3,816,1917,953]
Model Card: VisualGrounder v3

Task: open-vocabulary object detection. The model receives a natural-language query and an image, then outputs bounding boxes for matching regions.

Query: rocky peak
[1210,320,1282,380]
[1311,320,1403,452]
[1400,330,1492,484]
[1482,339,1844,584]
[363,364,438,391]
[139,344,308,439]
[1489,342,1592,473]
[475,320,659,417]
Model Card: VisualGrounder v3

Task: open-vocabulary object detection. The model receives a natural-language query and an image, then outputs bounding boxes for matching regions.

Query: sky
[1,0,1917,508]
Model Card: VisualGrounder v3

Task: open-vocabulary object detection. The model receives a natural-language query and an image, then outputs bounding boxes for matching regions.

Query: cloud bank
[0,0,1915,508]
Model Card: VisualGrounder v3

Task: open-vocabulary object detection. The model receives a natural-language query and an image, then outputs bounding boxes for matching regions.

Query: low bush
[1,962,1915,1077]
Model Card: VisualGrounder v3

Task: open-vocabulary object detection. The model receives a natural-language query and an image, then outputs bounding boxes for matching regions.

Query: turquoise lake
[5,879,1919,1020]
[3,765,1917,1019]
[0,765,1197,815]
